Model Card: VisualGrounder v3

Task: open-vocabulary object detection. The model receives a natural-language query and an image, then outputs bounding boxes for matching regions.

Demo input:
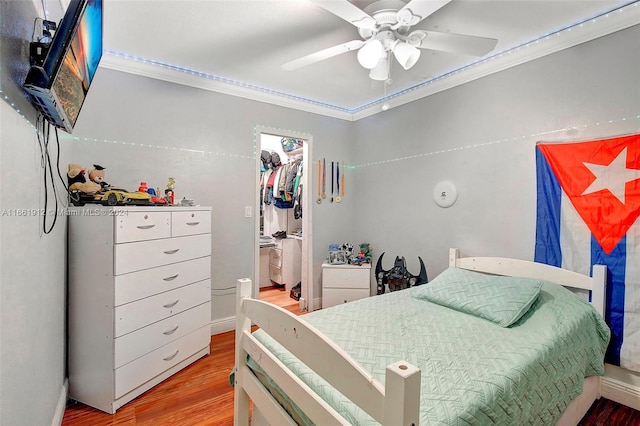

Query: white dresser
[322,263,371,308]
[67,206,212,414]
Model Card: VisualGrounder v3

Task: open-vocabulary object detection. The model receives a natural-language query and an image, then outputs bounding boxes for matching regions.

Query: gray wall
[1,4,638,422]
[352,24,640,279]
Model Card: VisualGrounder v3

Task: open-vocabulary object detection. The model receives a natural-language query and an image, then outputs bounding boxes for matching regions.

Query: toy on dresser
[68,163,102,193]
[68,163,154,207]
[88,164,110,189]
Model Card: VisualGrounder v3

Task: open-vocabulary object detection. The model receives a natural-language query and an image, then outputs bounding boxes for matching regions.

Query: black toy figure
[375,252,428,294]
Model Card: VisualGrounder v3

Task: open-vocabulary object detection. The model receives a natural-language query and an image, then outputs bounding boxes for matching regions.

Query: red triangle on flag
[538,133,640,254]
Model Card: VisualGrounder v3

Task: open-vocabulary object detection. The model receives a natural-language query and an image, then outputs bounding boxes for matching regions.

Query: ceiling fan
[282,0,499,81]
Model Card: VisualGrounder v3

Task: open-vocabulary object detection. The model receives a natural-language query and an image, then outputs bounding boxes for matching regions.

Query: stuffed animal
[88,164,110,189]
[68,164,101,193]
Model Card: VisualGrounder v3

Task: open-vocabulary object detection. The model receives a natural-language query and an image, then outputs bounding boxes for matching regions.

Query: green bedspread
[251,280,610,425]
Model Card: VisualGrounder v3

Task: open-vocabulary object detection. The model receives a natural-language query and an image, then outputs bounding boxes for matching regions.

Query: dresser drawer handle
[136,224,156,230]
[163,274,179,281]
[186,221,200,226]
[163,350,179,361]
[163,300,179,308]
[164,249,180,255]
[163,325,179,335]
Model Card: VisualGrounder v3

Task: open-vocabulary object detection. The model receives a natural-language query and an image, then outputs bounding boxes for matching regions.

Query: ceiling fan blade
[411,30,498,57]
[397,0,452,26]
[282,40,365,71]
[308,0,376,29]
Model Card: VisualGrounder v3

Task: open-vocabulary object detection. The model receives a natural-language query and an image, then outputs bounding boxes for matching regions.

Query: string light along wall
[351,116,640,169]
[3,87,638,170]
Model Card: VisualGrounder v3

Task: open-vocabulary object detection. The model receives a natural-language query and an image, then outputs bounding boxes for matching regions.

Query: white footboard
[233,278,421,426]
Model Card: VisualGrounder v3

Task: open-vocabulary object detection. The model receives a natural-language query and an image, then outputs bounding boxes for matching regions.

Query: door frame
[254,126,313,311]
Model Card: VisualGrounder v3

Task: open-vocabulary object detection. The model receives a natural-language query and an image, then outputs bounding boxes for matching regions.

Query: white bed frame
[234,248,607,426]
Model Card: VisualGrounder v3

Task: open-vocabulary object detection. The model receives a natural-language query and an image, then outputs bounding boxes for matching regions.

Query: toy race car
[96,188,152,206]
[69,188,153,206]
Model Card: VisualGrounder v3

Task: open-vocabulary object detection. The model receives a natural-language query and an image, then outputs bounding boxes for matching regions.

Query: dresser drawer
[115,279,210,337]
[114,302,210,368]
[322,266,370,289]
[115,257,211,306]
[115,212,171,243]
[114,325,210,399]
[172,210,211,237]
[323,288,370,308]
[269,248,282,267]
[114,234,211,275]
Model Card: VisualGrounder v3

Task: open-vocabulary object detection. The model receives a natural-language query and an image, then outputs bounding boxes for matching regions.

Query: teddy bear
[88,164,110,189]
[67,163,101,193]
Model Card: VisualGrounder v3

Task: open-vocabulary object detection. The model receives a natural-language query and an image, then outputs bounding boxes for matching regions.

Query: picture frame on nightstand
[328,250,347,265]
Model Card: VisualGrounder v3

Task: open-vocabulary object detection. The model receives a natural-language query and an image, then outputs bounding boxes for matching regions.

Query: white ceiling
[97,0,640,120]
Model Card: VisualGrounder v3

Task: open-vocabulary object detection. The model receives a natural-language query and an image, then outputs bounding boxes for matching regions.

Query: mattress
[250,280,610,425]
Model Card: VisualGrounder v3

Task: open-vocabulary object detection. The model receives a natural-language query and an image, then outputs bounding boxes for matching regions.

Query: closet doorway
[254,127,313,312]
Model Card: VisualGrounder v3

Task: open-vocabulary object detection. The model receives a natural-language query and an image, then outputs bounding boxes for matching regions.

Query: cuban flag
[535,133,640,372]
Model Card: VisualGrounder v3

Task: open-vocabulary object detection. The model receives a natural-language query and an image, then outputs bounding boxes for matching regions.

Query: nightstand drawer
[114,234,211,275]
[115,279,210,337]
[322,266,370,289]
[115,257,211,306]
[172,210,211,237]
[323,288,369,308]
[114,325,210,399]
[115,212,171,243]
[114,302,210,368]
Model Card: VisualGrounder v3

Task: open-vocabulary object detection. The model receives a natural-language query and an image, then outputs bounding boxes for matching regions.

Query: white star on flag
[582,147,640,204]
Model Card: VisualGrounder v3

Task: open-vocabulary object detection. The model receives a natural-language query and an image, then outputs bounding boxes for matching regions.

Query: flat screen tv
[23,0,103,133]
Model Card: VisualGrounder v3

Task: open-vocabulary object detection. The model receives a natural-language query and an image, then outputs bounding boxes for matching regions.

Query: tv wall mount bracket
[30,19,57,67]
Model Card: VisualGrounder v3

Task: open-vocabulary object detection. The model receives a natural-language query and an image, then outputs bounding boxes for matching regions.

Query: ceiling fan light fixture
[357,39,384,69]
[393,41,421,70]
[369,56,390,81]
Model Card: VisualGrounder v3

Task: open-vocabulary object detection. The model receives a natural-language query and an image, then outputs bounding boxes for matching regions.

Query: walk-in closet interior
[258,134,305,305]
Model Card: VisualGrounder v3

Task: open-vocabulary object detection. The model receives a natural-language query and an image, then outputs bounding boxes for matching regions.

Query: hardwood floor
[62,286,638,425]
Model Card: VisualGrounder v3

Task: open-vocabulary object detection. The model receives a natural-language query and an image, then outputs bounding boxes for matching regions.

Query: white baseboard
[211,316,235,335]
[601,375,640,411]
[52,379,68,426]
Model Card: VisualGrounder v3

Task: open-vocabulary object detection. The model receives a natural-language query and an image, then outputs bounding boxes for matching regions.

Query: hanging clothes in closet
[261,151,282,208]
[260,147,303,219]
[274,160,294,209]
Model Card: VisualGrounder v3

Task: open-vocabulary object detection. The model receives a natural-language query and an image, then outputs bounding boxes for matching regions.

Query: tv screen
[23,0,103,133]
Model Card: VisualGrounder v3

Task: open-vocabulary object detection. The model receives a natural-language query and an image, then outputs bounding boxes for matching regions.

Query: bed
[233,248,610,425]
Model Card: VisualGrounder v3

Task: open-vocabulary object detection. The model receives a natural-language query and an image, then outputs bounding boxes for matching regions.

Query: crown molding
[99,54,354,121]
[100,2,639,122]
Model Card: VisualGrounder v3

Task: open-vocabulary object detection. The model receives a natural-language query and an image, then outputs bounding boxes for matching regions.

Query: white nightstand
[321,262,372,308]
